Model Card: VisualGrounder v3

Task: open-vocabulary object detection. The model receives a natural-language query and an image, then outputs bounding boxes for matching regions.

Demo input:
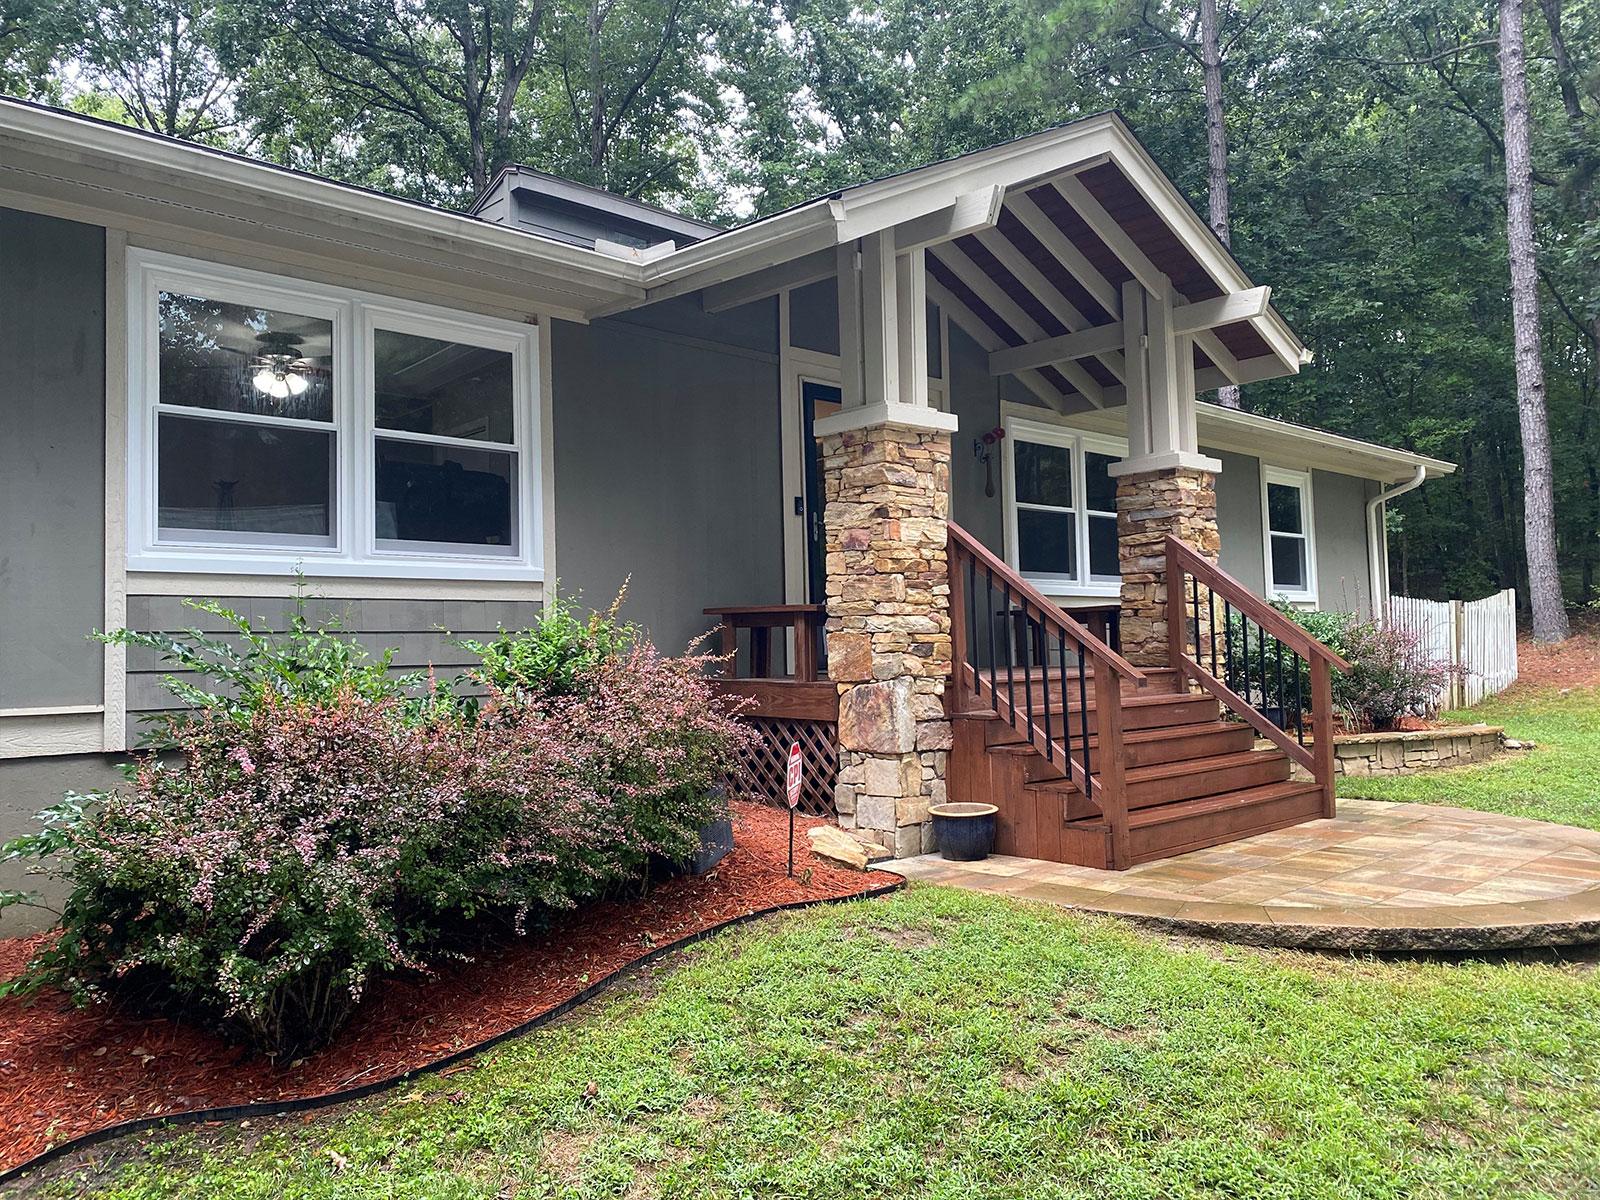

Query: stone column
[1115,465,1221,667]
[820,422,953,858]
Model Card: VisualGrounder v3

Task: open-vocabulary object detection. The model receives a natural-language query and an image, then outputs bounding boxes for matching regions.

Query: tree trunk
[1500,0,1569,641]
[1198,0,1241,410]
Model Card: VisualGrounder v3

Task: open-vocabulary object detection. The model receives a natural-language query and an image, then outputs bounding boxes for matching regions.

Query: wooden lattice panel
[734,717,838,817]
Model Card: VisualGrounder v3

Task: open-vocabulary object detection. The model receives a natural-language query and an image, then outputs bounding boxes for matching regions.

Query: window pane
[1088,513,1119,578]
[1014,441,1073,508]
[1270,534,1307,591]
[1084,451,1119,513]
[374,329,515,444]
[375,437,515,549]
[1017,508,1076,576]
[1267,481,1304,534]
[158,292,333,422]
[158,414,333,538]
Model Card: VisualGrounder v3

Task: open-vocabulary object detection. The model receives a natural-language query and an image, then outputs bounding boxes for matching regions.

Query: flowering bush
[2,603,751,1060]
[1332,620,1456,731]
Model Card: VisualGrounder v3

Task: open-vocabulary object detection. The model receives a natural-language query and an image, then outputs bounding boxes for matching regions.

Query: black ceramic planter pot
[930,802,998,862]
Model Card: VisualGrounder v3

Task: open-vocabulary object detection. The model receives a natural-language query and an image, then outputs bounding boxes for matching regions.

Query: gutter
[1367,464,1428,620]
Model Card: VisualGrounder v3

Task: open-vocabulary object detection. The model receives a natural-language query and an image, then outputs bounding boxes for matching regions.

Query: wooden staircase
[946,524,1349,870]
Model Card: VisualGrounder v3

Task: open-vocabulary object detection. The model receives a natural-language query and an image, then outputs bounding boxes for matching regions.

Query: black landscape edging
[1,877,904,1187]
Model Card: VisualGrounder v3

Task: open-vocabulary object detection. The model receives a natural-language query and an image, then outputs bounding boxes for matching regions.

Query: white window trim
[126,248,544,582]
[1261,464,1317,604]
[1001,415,1127,599]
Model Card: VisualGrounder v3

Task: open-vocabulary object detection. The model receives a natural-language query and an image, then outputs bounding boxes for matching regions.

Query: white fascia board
[0,99,647,314]
[1095,114,1309,370]
[640,119,1126,305]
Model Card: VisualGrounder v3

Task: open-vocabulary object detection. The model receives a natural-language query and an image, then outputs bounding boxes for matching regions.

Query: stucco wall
[1214,447,1266,593]
[0,207,106,709]
[550,296,786,655]
[946,324,1004,550]
[1313,469,1378,617]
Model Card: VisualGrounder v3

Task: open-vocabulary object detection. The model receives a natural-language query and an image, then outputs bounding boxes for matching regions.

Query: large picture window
[1002,418,1125,596]
[128,251,542,580]
[1262,465,1316,601]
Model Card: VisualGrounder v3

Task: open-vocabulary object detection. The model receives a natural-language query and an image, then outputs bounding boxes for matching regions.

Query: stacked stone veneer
[1116,465,1221,668]
[1333,726,1505,776]
[820,423,953,857]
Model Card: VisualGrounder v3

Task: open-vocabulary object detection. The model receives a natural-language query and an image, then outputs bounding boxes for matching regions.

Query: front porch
[694,116,1335,866]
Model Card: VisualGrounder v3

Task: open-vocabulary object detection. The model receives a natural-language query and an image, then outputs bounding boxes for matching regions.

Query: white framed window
[127,249,542,580]
[1261,465,1316,602]
[1001,417,1125,596]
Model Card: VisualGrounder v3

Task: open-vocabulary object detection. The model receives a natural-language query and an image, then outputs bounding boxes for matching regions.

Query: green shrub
[1,592,749,1060]
[456,587,636,704]
[98,587,447,745]
[1223,604,1355,718]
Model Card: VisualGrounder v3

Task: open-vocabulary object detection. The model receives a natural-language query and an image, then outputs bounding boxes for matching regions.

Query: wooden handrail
[1165,537,1352,671]
[1163,535,1346,819]
[947,520,1138,863]
[949,522,1146,682]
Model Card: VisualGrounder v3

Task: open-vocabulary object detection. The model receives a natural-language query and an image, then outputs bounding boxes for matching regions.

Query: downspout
[1366,464,1428,623]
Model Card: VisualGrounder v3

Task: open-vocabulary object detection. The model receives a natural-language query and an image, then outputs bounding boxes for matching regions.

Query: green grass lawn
[1337,686,1600,831]
[35,886,1600,1200]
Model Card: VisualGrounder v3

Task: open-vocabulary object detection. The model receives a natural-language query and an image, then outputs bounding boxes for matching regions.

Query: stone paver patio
[891,799,1600,950]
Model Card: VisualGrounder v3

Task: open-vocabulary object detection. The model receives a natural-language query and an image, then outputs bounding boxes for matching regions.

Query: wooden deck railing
[948,521,1146,866]
[702,604,836,723]
[1164,536,1352,817]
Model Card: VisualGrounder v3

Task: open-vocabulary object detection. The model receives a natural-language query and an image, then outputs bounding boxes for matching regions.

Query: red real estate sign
[785,742,803,810]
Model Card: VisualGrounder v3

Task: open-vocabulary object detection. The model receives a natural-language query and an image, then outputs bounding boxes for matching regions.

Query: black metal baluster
[1294,654,1305,746]
[1208,590,1219,678]
[1257,619,1267,711]
[1223,599,1235,692]
[1077,641,1091,787]
[966,556,979,680]
[984,568,997,706]
[1191,574,1201,662]
[1038,618,1053,768]
[1020,606,1035,744]
[1001,581,1015,719]
[1274,640,1285,729]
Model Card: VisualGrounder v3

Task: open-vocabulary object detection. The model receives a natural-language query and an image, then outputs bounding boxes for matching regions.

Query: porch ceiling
[923,159,1292,413]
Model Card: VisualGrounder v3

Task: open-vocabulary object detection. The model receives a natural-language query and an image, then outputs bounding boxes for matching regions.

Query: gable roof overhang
[631,112,1311,409]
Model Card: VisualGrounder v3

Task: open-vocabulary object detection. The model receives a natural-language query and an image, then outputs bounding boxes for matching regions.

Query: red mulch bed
[0,803,896,1174]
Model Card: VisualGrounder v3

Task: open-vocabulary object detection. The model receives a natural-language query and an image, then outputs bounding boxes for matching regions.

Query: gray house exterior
[0,99,1451,924]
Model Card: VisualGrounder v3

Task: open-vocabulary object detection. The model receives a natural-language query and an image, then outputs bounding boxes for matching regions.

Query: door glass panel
[374,329,515,443]
[374,437,515,549]
[1014,441,1073,508]
[158,291,333,422]
[158,414,333,538]
[1017,509,1076,576]
[1270,534,1308,591]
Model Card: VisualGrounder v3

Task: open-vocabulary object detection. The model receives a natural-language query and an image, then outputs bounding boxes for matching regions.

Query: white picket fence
[1387,588,1518,710]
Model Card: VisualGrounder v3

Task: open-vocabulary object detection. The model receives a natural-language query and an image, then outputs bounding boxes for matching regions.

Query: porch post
[819,233,959,857]
[1109,278,1223,667]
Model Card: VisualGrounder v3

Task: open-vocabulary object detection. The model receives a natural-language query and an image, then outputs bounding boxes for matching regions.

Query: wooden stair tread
[1024,747,1286,791]
[1069,780,1323,831]
[987,720,1250,760]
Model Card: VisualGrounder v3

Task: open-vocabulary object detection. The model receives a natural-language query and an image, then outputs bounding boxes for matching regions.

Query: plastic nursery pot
[929,802,998,862]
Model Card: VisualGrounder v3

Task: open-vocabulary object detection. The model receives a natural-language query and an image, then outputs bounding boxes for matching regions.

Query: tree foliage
[5,0,1600,607]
